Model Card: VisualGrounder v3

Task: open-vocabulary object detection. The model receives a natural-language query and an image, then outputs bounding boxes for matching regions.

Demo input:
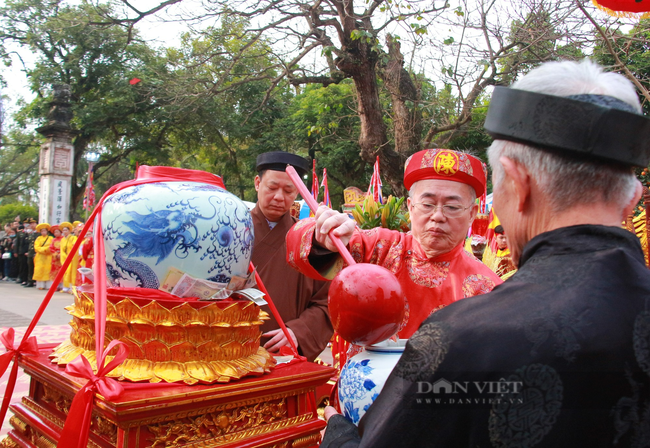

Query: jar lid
[366,339,408,353]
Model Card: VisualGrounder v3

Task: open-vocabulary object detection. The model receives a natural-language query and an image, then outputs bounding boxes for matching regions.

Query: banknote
[77,267,94,282]
[159,267,185,293]
[244,269,257,289]
[171,273,226,299]
[232,288,267,305]
[226,275,247,292]
[208,288,233,301]
[226,270,257,292]
[191,278,227,299]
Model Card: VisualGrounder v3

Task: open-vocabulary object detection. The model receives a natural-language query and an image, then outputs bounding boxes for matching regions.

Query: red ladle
[285,165,406,346]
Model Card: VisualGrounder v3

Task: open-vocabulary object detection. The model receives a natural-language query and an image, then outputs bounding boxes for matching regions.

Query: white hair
[488,59,640,212]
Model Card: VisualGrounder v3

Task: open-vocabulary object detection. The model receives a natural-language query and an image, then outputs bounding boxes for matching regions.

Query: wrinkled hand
[262,327,298,353]
[324,406,339,421]
[320,406,341,439]
[314,205,356,252]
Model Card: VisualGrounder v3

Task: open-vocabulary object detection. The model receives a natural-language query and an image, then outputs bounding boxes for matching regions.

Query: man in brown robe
[252,151,333,361]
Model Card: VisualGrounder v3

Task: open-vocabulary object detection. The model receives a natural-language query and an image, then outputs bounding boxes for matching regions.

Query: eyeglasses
[411,202,472,218]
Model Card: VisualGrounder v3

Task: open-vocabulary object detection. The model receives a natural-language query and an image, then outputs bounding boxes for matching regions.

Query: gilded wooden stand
[2,345,336,448]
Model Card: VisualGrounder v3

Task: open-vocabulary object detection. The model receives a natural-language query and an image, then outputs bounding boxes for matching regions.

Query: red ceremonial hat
[50,225,60,233]
[403,148,487,196]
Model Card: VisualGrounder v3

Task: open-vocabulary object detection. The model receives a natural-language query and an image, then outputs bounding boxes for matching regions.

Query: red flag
[129,78,141,85]
[485,209,501,250]
[366,156,383,204]
[83,162,96,212]
[311,160,319,202]
[321,168,332,208]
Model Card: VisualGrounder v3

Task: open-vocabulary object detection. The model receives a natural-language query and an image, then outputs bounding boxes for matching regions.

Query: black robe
[322,225,650,447]
[251,205,333,361]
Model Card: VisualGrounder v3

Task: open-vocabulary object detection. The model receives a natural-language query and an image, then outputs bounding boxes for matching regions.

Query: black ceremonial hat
[256,151,310,177]
[484,87,650,167]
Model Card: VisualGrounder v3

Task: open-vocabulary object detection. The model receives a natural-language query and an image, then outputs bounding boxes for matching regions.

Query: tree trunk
[337,41,407,197]
[379,35,422,158]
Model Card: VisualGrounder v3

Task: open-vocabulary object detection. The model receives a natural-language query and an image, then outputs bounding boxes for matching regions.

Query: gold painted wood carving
[20,396,109,448]
[7,414,57,448]
[50,290,276,384]
[146,398,313,448]
[343,187,366,206]
[120,388,312,428]
[41,384,72,415]
[0,437,19,448]
[95,415,118,444]
[292,433,322,448]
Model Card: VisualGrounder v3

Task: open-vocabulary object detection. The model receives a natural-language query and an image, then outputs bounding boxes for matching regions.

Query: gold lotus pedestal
[51,287,276,384]
[1,287,336,447]
[2,346,336,448]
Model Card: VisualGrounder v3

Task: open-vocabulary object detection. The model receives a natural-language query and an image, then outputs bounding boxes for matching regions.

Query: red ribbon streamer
[0,204,100,428]
[58,340,128,448]
[250,263,301,357]
[136,165,226,188]
[0,328,39,423]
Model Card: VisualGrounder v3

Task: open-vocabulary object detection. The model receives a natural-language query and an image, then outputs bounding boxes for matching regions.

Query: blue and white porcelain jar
[338,339,406,425]
[101,166,253,289]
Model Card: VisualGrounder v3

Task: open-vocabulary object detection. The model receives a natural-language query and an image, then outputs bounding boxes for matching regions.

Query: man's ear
[468,202,479,225]
[622,180,643,221]
[254,175,261,192]
[500,156,531,213]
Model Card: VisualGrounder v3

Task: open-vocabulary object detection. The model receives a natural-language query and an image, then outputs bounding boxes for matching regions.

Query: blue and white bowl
[338,339,406,425]
[101,181,253,289]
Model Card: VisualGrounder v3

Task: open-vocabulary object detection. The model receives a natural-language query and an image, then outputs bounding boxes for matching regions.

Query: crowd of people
[0,217,94,291]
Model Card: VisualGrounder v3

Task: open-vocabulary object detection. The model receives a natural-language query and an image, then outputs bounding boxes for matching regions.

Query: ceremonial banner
[367,156,383,205]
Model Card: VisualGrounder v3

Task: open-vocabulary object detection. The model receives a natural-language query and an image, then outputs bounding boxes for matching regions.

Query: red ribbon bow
[0,328,39,426]
[58,339,128,448]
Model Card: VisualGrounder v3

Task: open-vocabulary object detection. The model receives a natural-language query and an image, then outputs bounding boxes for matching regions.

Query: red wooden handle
[285,165,356,266]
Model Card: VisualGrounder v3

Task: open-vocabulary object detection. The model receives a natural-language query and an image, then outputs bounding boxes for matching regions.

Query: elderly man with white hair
[286,148,501,341]
[320,59,650,447]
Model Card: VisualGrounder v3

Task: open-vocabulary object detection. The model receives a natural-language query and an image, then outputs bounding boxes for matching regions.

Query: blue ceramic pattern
[339,359,377,424]
[102,182,253,288]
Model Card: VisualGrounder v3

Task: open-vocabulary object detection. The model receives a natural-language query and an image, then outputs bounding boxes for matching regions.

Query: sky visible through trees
[0,0,648,217]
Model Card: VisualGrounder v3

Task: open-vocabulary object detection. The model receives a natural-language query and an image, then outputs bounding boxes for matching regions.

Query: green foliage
[162,17,290,201]
[1,0,174,211]
[593,20,650,114]
[499,10,584,85]
[594,20,650,212]
[0,203,38,227]
[447,96,492,156]
[351,195,410,231]
[0,126,41,204]
[251,81,373,208]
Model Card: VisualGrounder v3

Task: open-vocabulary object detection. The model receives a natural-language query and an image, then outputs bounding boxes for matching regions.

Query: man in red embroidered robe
[286,149,502,339]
